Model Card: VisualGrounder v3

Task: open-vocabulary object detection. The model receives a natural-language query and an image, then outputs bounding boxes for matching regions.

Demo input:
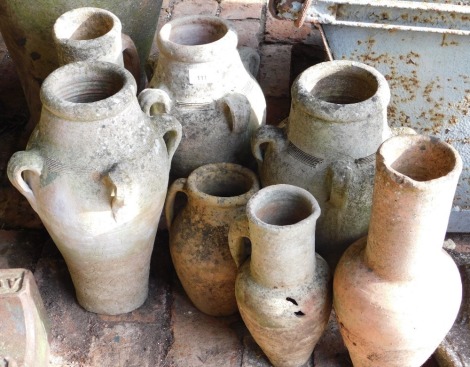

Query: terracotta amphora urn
[7,61,182,315]
[165,163,259,316]
[229,184,332,367]
[334,134,463,367]
[53,7,140,85]
[0,269,50,367]
[252,60,414,267]
[140,15,266,178]
[0,0,161,135]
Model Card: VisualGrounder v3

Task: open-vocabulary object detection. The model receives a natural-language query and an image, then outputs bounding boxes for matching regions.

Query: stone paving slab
[166,284,243,367]
[34,236,173,367]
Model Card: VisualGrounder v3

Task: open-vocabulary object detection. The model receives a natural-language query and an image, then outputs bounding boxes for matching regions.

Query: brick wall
[148,0,327,125]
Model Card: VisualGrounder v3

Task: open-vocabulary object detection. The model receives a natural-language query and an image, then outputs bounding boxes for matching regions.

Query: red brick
[172,0,219,18]
[230,19,261,49]
[266,96,291,126]
[219,0,265,20]
[265,9,313,43]
[259,44,292,98]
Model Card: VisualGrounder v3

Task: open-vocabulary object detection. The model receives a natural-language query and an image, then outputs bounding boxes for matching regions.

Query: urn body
[334,135,463,366]
[8,61,182,315]
[252,60,401,266]
[166,163,259,316]
[229,184,332,367]
[143,15,266,177]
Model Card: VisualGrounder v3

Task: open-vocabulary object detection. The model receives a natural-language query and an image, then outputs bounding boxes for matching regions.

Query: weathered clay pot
[0,0,161,134]
[229,184,332,367]
[252,60,411,267]
[0,269,50,366]
[140,15,266,177]
[334,134,463,367]
[165,163,259,316]
[7,61,182,315]
[53,7,140,85]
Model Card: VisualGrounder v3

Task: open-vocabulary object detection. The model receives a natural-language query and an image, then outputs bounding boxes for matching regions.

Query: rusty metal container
[270,0,470,231]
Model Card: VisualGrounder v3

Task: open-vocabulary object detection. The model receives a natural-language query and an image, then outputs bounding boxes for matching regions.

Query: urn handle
[228,214,251,268]
[153,114,182,162]
[165,178,188,228]
[7,150,43,213]
[252,125,286,162]
[222,93,251,134]
[138,88,173,115]
[238,47,260,77]
[121,33,144,91]
[102,164,133,222]
[327,162,353,210]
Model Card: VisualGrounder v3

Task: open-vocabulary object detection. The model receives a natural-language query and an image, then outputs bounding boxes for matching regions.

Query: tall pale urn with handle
[7,61,182,315]
[229,184,332,367]
[334,135,463,366]
[141,15,266,177]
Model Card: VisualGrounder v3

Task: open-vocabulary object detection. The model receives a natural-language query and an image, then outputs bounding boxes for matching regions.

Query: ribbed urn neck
[40,61,137,121]
[364,135,462,281]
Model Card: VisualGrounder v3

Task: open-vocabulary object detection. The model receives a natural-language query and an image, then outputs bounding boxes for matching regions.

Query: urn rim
[157,15,238,62]
[292,60,391,123]
[246,184,321,230]
[186,163,260,207]
[40,61,137,121]
[377,134,463,189]
[53,7,121,51]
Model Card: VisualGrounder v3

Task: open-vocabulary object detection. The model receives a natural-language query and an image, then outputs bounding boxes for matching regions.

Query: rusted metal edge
[271,0,470,35]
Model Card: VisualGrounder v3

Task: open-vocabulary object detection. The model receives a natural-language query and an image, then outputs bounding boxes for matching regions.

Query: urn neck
[247,185,320,288]
[364,135,462,281]
[186,163,259,218]
[157,15,238,63]
[288,60,391,160]
[35,61,157,163]
[53,7,123,66]
[40,61,137,121]
[153,16,244,102]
